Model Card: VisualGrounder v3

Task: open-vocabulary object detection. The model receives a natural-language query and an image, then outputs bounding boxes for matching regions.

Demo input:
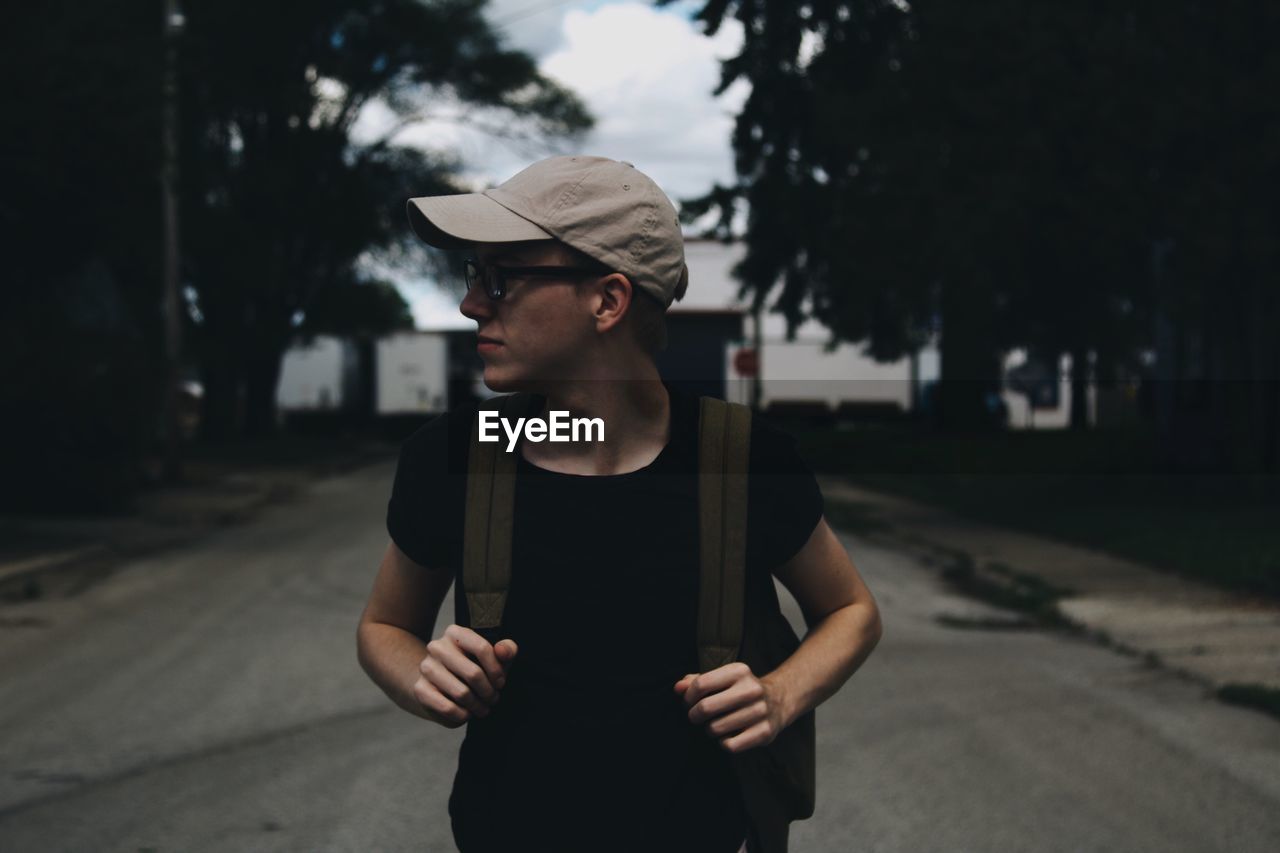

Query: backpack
[462,392,816,853]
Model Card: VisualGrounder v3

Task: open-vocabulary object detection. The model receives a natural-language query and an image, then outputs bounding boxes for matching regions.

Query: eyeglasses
[463,258,611,301]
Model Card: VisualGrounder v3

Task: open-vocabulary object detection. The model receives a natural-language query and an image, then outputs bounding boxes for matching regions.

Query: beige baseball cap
[406,155,689,308]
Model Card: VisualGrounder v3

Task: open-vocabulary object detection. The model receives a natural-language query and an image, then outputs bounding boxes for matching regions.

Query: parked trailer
[376,332,448,415]
[277,336,354,411]
[723,337,932,420]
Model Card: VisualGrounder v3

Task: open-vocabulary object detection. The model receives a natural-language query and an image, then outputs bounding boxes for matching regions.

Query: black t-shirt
[386,382,824,853]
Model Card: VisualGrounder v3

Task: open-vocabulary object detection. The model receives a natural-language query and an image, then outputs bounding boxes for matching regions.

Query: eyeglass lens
[465,260,504,300]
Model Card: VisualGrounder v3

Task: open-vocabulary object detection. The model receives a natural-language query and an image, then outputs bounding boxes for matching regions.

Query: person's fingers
[719,719,774,753]
[441,625,506,698]
[673,673,698,694]
[494,638,519,667]
[412,674,469,727]
[687,675,761,725]
[422,653,494,717]
[681,662,752,707]
[425,638,495,704]
[704,699,767,738]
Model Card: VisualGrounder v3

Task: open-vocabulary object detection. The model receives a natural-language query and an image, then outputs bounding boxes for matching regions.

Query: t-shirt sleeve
[747,415,825,572]
[385,408,468,571]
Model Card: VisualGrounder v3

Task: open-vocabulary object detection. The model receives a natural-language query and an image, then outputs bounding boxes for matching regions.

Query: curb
[0,545,115,591]
[0,443,399,603]
[820,479,1280,721]
[0,472,306,602]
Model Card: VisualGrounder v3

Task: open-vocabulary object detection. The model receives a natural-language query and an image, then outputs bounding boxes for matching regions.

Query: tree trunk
[199,356,241,442]
[937,277,1004,432]
[243,341,285,438]
[1068,346,1090,430]
[1262,319,1280,480]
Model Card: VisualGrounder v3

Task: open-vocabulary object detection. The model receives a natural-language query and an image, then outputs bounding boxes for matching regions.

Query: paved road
[0,461,1277,852]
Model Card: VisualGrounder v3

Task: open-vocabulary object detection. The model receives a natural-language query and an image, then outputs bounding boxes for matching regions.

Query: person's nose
[460,285,494,323]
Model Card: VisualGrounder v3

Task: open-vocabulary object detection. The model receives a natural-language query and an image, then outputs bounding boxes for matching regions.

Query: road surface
[0,461,1277,851]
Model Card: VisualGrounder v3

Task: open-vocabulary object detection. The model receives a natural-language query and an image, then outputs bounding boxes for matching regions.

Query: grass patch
[943,554,1073,626]
[1216,683,1280,721]
[984,561,1077,600]
[934,613,1038,631]
[793,424,1280,600]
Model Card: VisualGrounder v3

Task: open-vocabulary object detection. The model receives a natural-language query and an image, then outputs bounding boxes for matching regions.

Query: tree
[663,0,1157,430]
[178,0,594,438]
[1134,1,1280,475]
[1,1,167,509]
[1,0,594,511]
[295,277,416,342]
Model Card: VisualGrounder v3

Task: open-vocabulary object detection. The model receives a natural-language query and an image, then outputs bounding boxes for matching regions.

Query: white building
[675,238,939,415]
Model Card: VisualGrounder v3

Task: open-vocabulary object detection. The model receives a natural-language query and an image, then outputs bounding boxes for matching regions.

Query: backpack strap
[462,390,752,675]
[463,392,537,642]
[697,396,752,673]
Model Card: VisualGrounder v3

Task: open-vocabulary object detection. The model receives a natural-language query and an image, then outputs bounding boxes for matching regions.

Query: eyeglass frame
[463,257,614,302]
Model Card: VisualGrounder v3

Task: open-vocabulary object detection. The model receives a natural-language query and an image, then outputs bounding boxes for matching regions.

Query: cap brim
[406,193,554,250]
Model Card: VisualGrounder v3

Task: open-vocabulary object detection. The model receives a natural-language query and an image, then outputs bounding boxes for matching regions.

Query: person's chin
[481,363,527,394]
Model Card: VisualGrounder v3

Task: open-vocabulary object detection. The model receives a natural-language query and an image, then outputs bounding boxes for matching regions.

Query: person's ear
[592,272,635,334]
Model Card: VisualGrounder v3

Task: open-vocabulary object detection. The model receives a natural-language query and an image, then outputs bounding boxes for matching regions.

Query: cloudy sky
[352,0,748,329]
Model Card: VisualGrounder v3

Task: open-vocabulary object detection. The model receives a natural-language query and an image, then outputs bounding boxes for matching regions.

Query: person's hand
[413,624,518,728]
[674,663,789,753]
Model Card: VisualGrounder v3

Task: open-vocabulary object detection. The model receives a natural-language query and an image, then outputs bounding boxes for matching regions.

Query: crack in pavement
[0,702,397,819]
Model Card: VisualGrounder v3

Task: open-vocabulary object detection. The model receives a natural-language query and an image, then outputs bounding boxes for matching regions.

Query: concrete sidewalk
[0,442,396,601]
[0,471,305,600]
[820,477,1280,693]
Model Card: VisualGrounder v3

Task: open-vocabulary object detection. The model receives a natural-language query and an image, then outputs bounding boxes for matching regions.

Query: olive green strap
[464,391,751,669]
[697,396,752,672]
[464,393,535,634]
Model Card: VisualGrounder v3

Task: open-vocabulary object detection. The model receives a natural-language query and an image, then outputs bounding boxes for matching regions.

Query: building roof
[674,238,842,342]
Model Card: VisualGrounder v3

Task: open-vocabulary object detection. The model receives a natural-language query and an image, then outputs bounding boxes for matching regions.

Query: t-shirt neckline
[516,382,690,480]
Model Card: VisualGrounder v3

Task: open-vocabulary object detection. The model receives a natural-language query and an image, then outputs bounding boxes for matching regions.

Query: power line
[490,0,585,31]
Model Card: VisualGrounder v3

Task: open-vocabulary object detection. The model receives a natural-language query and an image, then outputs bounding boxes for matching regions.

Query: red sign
[733,348,759,377]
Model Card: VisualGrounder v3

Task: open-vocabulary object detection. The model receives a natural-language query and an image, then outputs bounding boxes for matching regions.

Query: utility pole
[750,299,763,412]
[160,0,185,483]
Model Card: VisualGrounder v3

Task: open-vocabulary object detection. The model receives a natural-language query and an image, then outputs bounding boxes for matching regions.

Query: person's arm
[677,516,882,750]
[357,540,516,727]
[762,516,882,729]
[356,540,454,722]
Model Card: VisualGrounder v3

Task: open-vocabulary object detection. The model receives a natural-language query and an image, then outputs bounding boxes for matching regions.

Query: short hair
[555,242,670,357]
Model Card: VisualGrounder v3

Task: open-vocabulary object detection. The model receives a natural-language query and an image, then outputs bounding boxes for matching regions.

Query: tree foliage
[1,1,165,510]
[663,0,1278,456]
[294,278,416,343]
[178,0,593,438]
[2,1,594,509]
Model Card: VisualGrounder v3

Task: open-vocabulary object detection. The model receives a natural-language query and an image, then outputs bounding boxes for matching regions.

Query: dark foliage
[661,0,1279,466]
[1,1,593,510]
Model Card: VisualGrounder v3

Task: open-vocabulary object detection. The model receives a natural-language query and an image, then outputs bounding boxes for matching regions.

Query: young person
[356,155,882,852]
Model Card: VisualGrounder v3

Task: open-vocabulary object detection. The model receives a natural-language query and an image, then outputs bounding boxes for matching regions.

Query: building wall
[679,239,938,413]
[1001,350,1099,429]
[724,338,916,411]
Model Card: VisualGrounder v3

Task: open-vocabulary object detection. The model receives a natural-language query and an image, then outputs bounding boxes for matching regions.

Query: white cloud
[538,3,747,198]
[483,0,614,59]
